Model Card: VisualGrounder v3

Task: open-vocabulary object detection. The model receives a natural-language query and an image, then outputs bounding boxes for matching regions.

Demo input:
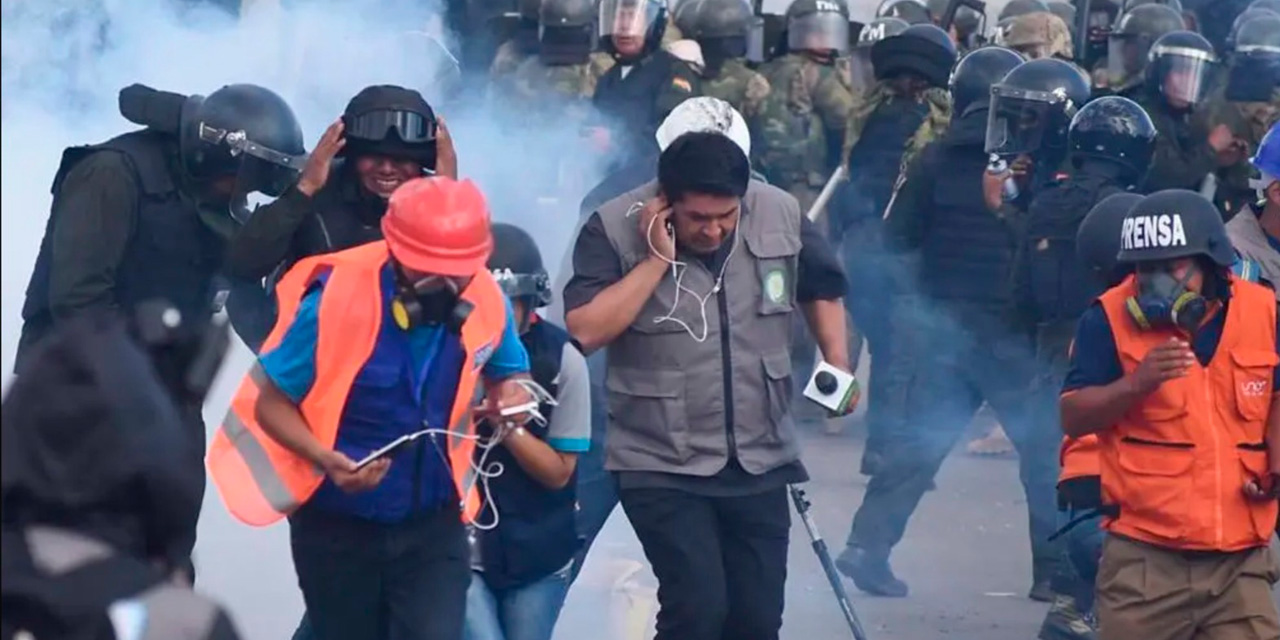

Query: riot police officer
[926,0,985,51]
[832,23,956,471]
[592,0,700,169]
[507,0,615,106]
[671,0,772,119]
[1018,96,1157,640]
[224,85,448,350]
[876,0,931,24]
[491,0,543,79]
[1138,31,1243,193]
[1103,3,1186,96]
[836,49,1071,601]
[1048,1,1077,30]
[849,16,910,94]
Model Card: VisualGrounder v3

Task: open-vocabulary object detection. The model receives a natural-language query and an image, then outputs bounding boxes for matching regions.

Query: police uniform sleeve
[47,151,140,321]
[482,297,533,380]
[258,287,323,404]
[224,185,315,281]
[562,213,624,313]
[1062,303,1125,394]
[653,56,700,123]
[546,342,592,453]
[1141,118,1218,193]
[797,216,848,302]
[882,144,937,253]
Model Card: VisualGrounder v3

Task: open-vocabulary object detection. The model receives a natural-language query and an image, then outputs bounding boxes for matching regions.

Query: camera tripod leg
[788,484,871,640]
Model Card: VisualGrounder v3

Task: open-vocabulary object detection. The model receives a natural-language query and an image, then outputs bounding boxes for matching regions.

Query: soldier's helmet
[999,0,1051,22]
[1106,3,1186,90]
[949,46,1025,117]
[1004,11,1075,60]
[876,0,931,24]
[1144,30,1218,107]
[786,0,852,54]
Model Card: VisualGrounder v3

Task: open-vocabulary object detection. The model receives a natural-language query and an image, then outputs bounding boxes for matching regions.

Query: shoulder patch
[672,77,693,93]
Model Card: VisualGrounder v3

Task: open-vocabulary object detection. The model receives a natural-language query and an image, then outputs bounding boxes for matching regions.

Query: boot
[835,546,909,598]
[1037,594,1097,640]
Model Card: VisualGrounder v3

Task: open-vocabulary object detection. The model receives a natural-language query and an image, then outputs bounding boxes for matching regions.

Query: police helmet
[1116,189,1235,266]
[1252,121,1280,189]
[339,86,438,171]
[1248,0,1280,14]
[1120,0,1183,13]
[600,0,668,57]
[1004,11,1075,59]
[1107,4,1186,89]
[1145,31,1218,106]
[540,0,596,63]
[949,46,1025,117]
[872,23,958,87]
[676,0,752,40]
[787,0,852,55]
[1228,8,1278,51]
[993,16,1018,45]
[1068,96,1156,184]
[178,84,305,220]
[925,0,983,36]
[876,0,931,24]
[999,0,1051,22]
[489,223,553,308]
[520,0,542,22]
[986,58,1091,165]
[1077,192,1143,282]
[852,17,910,88]
[1047,2,1076,31]
[1225,13,1280,101]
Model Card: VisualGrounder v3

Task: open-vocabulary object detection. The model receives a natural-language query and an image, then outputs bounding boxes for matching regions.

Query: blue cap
[1252,121,1280,184]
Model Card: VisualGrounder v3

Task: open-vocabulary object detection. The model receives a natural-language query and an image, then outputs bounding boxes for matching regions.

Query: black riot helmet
[177,84,305,223]
[1000,0,1051,22]
[339,85,438,172]
[1068,95,1156,184]
[950,46,1026,117]
[540,0,597,64]
[1227,13,1280,101]
[1116,189,1236,266]
[488,223,552,311]
[1107,3,1185,90]
[600,0,668,59]
[1076,191,1144,283]
[786,0,852,55]
[926,0,983,39]
[674,0,753,72]
[1048,2,1077,31]
[1249,0,1280,14]
[1120,0,1183,12]
[876,0,931,24]
[872,23,958,87]
[851,17,910,88]
[1145,30,1218,107]
[1228,9,1277,51]
[986,57,1091,168]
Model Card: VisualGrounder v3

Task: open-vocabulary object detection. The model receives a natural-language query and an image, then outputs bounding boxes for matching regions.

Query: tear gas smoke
[1,1,612,636]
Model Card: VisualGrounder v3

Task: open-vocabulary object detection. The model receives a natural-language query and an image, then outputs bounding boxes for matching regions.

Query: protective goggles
[491,268,552,306]
[343,109,437,144]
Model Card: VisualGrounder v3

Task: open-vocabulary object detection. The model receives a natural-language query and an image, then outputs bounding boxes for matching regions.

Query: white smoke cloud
[1,1,610,636]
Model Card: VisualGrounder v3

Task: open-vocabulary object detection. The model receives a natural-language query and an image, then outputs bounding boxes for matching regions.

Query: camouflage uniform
[700,58,772,120]
[1003,11,1075,61]
[491,39,534,80]
[508,52,617,104]
[841,82,952,189]
[1207,87,1280,217]
[755,53,857,213]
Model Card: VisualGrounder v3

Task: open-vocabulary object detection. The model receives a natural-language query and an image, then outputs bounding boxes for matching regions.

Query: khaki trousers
[1097,534,1280,640]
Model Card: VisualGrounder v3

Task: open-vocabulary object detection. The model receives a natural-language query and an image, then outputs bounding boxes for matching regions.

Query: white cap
[655,96,752,160]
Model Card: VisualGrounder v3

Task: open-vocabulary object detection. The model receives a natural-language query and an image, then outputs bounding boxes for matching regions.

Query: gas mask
[391,269,472,332]
[1124,264,1209,333]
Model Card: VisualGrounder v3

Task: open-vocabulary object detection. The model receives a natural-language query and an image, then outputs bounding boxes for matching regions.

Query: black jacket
[593,49,699,170]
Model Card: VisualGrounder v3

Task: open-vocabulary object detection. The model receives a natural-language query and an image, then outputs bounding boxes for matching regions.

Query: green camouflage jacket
[754,53,856,191]
[1207,89,1280,216]
[841,82,952,183]
[701,58,772,120]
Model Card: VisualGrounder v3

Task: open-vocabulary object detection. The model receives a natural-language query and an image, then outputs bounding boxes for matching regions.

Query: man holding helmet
[1060,188,1280,640]
[209,177,536,640]
[670,0,771,119]
[1137,31,1245,193]
[224,85,455,351]
[593,0,700,168]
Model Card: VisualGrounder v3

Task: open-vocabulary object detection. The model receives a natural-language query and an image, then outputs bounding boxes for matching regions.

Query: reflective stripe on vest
[1097,274,1279,551]
[207,241,507,526]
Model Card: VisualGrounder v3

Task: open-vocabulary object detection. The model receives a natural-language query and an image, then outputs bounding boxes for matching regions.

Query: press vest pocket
[1229,349,1277,423]
[605,368,690,462]
[745,230,800,316]
[762,352,794,427]
[1237,445,1279,542]
[1115,437,1196,541]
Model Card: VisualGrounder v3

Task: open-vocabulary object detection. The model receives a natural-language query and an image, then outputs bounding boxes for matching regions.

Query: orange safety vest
[1096,274,1278,551]
[1059,435,1100,483]
[207,241,508,527]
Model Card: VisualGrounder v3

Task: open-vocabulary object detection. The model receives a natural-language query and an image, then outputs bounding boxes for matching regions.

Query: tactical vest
[1,526,228,640]
[920,141,1020,308]
[595,180,802,476]
[842,99,928,223]
[18,131,222,368]
[1024,175,1125,323]
[477,318,580,590]
[1097,275,1279,552]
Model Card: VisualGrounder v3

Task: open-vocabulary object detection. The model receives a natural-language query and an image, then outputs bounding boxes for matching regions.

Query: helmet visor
[600,0,660,38]
[1107,34,1152,87]
[985,91,1056,156]
[746,16,766,63]
[787,13,850,54]
[344,109,437,144]
[491,268,552,305]
[1153,47,1216,105]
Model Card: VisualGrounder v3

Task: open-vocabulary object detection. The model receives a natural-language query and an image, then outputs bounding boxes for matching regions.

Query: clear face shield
[600,0,660,40]
[850,44,875,89]
[1153,47,1217,106]
[1107,34,1153,88]
[787,12,850,54]
[984,89,1059,157]
[196,123,307,225]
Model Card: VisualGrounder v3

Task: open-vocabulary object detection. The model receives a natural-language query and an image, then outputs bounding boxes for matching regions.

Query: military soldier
[508,0,616,108]
[491,0,543,80]
[926,0,985,51]
[670,0,772,119]
[876,0,931,24]
[1101,3,1184,96]
[832,23,955,471]
[1001,0,1052,22]
[1004,10,1076,61]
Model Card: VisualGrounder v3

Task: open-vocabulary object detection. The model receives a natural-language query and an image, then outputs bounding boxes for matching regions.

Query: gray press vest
[596,179,803,476]
[1227,209,1280,299]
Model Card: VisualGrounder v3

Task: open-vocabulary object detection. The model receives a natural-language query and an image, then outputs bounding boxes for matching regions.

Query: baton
[805,165,848,222]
